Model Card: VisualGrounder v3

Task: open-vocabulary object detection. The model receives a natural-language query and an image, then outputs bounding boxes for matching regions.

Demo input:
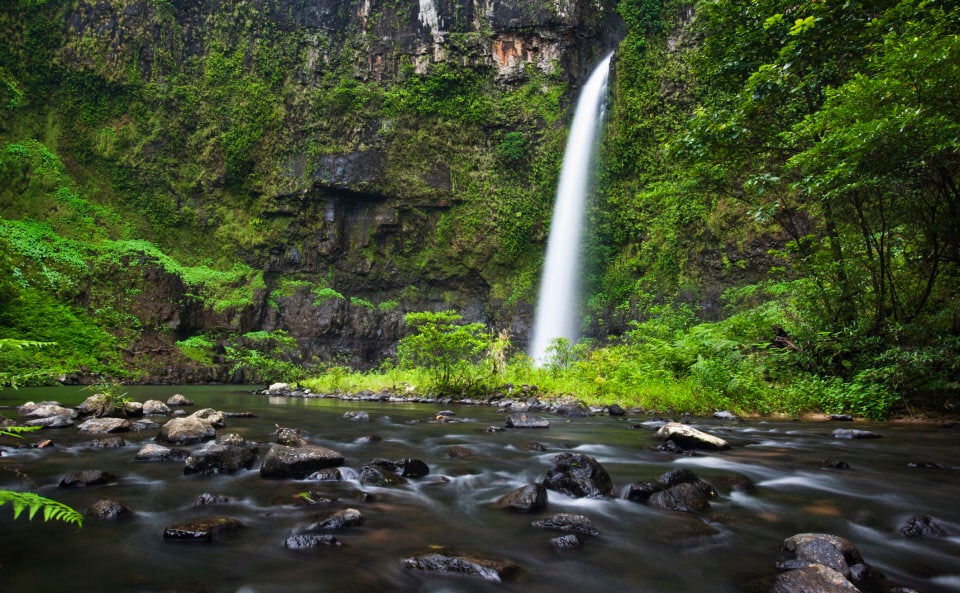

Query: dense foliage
[1,0,957,417]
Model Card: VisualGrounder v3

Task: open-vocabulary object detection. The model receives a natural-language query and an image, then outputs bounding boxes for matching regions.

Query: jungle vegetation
[0,0,957,419]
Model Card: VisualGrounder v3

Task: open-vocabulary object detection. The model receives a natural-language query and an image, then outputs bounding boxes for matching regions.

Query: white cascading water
[528,52,613,364]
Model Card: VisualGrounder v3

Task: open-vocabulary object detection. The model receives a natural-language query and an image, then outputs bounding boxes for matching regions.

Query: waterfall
[528,53,613,364]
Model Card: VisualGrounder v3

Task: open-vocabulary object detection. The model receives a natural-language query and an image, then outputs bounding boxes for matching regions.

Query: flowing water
[529,53,613,363]
[2,385,959,593]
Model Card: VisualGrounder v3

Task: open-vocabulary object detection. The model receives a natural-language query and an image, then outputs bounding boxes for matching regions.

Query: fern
[0,490,84,526]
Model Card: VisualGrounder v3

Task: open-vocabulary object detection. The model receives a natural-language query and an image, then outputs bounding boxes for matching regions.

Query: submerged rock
[260,444,344,479]
[196,493,233,505]
[162,517,244,541]
[900,515,956,539]
[550,534,582,549]
[402,549,517,583]
[531,513,600,536]
[86,499,134,519]
[832,429,882,440]
[59,469,117,488]
[284,534,343,549]
[495,482,547,512]
[542,452,614,498]
[343,410,370,422]
[656,422,730,450]
[88,436,126,448]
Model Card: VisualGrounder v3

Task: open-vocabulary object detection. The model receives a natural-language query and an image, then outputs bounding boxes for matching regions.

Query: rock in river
[59,469,117,488]
[531,513,600,536]
[135,443,189,462]
[624,468,716,513]
[284,534,342,549]
[505,412,550,428]
[402,549,517,583]
[656,422,730,450]
[495,482,548,512]
[184,442,257,475]
[832,429,882,440]
[163,517,244,541]
[260,444,344,479]
[77,417,130,434]
[542,452,614,498]
[86,499,134,519]
[307,508,364,531]
[157,415,216,445]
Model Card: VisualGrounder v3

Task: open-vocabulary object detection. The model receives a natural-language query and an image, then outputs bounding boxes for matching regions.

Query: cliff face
[1,0,624,377]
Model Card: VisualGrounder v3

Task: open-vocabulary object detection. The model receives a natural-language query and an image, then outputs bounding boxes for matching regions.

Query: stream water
[1,385,959,593]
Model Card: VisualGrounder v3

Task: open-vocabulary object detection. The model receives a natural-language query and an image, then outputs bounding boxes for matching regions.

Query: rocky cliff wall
[4,0,624,377]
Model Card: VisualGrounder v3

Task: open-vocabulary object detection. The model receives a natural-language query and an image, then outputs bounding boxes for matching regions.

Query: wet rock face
[402,549,518,583]
[59,469,117,488]
[624,468,716,513]
[531,513,600,536]
[259,444,345,479]
[162,517,244,541]
[495,482,548,512]
[542,453,614,498]
[656,422,731,450]
[184,442,258,475]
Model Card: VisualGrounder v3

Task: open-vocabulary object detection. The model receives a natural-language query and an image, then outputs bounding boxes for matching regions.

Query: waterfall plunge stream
[529,53,613,363]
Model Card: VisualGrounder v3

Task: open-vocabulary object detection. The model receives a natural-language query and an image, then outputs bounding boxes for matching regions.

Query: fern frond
[0,425,42,438]
[0,490,84,527]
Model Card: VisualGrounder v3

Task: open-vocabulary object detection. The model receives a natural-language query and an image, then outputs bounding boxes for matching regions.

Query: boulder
[162,517,244,541]
[832,429,882,440]
[607,403,626,416]
[531,513,600,536]
[17,401,62,415]
[184,442,257,475]
[656,422,730,450]
[166,394,194,406]
[495,482,547,512]
[77,417,130,434]
[25,415,74,428]
[505,413,550,429]
[402,549,517,583]
[86,499,134,519]
[122,401,144,417]
[769,564,862,593]
[190,408,225,428]
[713,410,739,421]
[265,382,291,395]
[135,443,189,462]
[284,534,343,549]
[142,400,171,415]
[777,533,866,579]
[307,508,364,531]
[157,416,216,445]
[260,444,345,479]
[22,403,76,419]
[76,394,114,418]
[554,402,593,417]
[625,468,716,513]
[542,452,614,498]
[356,458,406,487]
[343,410,370,422]
[275,426,307,447]
[59,469,117,488]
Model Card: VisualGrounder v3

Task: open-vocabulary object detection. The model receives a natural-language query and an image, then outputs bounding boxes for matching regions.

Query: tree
[396,310,497,395]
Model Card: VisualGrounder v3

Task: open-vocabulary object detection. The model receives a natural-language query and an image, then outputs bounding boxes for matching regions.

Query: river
[1,385,958,593]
